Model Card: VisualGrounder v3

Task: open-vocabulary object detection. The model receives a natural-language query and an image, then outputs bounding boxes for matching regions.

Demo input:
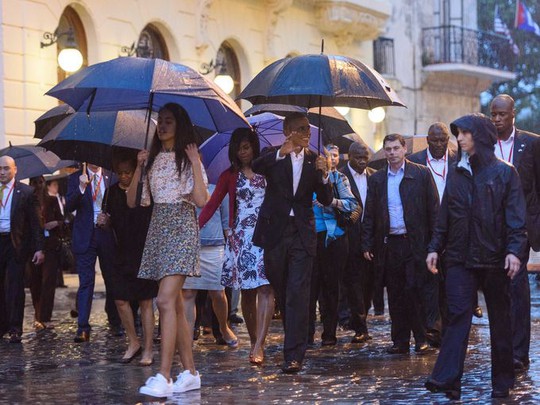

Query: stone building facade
[0,0,514,149]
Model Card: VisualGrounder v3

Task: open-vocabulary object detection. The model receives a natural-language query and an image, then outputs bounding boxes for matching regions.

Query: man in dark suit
[0,156,44,343]
[490,94,540,370]
[340,141,377,342]
[362,134,439,354]
[408,122,457,345]
[66,163,120,342]
[252,112,333,373]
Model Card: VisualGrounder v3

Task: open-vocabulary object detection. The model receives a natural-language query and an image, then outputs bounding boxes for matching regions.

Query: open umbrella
[36,109,157,169]
[237,52,405,151]
[201,112,321,183]
[0,144,76,180]
[45,57,249,139]
[34,104,75,139]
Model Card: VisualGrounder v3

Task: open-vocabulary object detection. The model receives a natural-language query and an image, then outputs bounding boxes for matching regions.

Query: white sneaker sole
[173,380,201,393]
[139,386,173,397]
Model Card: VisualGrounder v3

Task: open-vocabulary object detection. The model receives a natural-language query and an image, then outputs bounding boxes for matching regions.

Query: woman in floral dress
[199,128,274,365]
[127,103,208,398]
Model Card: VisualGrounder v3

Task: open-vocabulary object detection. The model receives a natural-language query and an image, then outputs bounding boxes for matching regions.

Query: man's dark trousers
[265,217,313,363]
[75,227,119,334]
[384,236,425,347]
[0,235,25,334]
[431,265,514,392]
[511,247,530,365]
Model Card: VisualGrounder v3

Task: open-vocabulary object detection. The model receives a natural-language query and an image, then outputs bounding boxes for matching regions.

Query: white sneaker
[172,370,201,393]
[139,373,173,397]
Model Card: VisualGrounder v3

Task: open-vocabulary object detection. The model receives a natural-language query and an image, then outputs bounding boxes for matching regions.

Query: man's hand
[426,252,439,274]
[505,253,521,279]
[363,251,374,261]
[315,155,329,177]
[279,136,296,157]
[349,210,360,223]
[79,173,90,190]
[96,212,110,228]
[32,250,45,266]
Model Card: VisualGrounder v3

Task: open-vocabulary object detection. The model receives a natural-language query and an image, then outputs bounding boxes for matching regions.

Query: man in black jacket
[490,94,540,371]
[425,113,527,400]
[0,156,44,343]
[362,134,439,354]
[252,112,333,373]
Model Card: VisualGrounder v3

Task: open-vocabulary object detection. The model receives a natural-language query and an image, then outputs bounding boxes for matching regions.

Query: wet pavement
[2,273,540,404]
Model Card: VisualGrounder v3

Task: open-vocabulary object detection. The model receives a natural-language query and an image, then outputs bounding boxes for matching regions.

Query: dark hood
[450,113,497,169]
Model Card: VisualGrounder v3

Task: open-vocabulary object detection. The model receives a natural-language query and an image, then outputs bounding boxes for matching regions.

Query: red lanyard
[498,138,514,163]
[91,174,102,202]
[427,155,447,180]
[0,183,14,210]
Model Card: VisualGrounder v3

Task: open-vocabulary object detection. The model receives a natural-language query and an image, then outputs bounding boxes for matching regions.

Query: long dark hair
[228,127,260,171]
[146,103,198,175]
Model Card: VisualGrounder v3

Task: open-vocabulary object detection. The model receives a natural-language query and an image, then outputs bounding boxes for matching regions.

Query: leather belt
[384,234,407,243]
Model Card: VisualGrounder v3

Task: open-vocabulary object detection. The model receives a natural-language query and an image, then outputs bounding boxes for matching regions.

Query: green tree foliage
[478,0,540,131]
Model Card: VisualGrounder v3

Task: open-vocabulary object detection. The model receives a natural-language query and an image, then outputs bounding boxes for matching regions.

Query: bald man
[490,94,540,371]
[0,156,44,343]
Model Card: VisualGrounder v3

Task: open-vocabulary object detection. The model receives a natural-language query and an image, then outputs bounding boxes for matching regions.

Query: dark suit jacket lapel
[284,154,294,197]
[10,182,21,219]
[344,165,362,208]
[513,131,527,169]
[296,149,312,197]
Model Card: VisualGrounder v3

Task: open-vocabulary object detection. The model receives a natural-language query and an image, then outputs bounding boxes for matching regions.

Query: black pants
[0,235,25,335]
[342,226,373,335]
[29,247,60,323]
[430,265,514,392]
[511,247,530,364]
[384,236,425,346]
[309,232,348,341]
[265,219,313,363]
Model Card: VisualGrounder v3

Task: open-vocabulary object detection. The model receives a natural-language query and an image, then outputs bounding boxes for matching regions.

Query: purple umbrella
[200,112,321,184]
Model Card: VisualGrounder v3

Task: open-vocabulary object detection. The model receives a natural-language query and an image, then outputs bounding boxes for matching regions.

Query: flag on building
[494,5,520,55]
[515,0,540,36]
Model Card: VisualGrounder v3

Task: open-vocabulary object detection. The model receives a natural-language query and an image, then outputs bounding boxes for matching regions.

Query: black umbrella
[0,143,76,180]
[34,104,75,139]
[237,49,405,151]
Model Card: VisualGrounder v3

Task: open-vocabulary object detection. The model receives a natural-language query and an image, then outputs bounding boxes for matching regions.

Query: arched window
[136,25,169,60]
[57,6,87,82]
[216,42,241,99]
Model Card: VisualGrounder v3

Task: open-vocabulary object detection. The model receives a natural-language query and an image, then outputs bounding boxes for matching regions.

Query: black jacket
[361,160,439,269]
[428,114,528,268]
[252,147,333,255]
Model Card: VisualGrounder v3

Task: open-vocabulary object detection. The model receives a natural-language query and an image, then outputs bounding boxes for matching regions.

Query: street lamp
[200,59,235,94]
[41,27,83,73]
[368,107,386,123]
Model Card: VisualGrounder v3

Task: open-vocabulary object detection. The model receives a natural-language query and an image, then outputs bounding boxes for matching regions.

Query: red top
[199,168,238,229]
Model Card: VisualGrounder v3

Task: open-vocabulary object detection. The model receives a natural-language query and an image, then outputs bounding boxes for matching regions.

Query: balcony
[422,25,516,84]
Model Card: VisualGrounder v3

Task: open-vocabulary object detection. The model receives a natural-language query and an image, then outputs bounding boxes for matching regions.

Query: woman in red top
[199,128,274,365]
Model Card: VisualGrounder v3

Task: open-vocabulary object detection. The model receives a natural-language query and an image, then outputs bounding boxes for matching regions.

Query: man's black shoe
[491,389,509,398]
[70,309,78,318]
[425,378,461,400]
[110,325,124,337]
[321,338,337,346]
[281,360,302,373]
[386,344,409,354]
[513,358,529,371]
[473,306,483,318]
[415,342,429,353]
[8,332,22,344]
[74,331,90,343]
[229,314,244,324]
[351,333,371,343]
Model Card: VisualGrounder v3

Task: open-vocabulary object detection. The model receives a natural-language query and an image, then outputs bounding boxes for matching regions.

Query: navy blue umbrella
[46,57,249,139]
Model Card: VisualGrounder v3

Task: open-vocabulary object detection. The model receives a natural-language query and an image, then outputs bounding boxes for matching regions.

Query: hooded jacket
[428,113,528,268]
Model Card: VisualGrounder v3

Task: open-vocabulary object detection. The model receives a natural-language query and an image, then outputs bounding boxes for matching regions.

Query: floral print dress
[222,172,268,290]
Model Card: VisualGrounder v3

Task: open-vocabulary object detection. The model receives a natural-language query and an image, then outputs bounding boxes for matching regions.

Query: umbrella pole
[317,96,322,154]
[136,93,155,205]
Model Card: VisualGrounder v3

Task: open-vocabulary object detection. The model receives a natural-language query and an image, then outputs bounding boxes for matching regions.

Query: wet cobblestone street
[1,274,540,404]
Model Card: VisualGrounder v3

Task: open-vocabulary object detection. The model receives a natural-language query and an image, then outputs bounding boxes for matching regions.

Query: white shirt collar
[292,148,305,160]
[87,167,102,177]
[348,162,365,177]
[427,148,448,162]
[387,160,405,176]
[499,128,515,144]
[2,178,15,189]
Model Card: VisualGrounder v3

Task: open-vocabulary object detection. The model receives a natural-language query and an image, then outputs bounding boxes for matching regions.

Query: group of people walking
[0,93,537,400]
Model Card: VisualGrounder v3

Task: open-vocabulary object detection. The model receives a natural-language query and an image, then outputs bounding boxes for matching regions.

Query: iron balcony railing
[422,25,516,71]
[374,37,395,77]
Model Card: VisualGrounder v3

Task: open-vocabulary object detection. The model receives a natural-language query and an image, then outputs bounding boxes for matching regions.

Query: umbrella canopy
[46,57,249,134]
[201,112,320,184]
[34,104,75,139]
[244,103,366,152]
[0,144,76,180]
[369,136,458,169]
[237,54,406,110]
[37,110,157,169]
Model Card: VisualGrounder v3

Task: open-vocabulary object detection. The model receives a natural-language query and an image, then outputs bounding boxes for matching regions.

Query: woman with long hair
[199,128,274,365]
[127,103,208,397]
